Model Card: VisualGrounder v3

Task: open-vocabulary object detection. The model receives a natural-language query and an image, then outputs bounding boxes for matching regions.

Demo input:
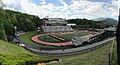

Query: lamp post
[37,30,40,34]
[37,27,40,34]
[14,26,17,36]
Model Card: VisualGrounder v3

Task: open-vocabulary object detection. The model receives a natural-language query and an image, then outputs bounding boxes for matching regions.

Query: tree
[4,19,14,35]
[0,19,7,41]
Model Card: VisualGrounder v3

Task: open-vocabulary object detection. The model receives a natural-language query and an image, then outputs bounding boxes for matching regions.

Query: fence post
[108,53,111,65]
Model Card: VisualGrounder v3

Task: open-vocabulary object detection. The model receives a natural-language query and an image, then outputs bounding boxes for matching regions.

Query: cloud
[1,0,119,20]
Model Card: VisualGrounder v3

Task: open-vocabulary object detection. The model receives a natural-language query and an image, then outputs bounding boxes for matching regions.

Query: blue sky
[31,0,40,5]
[32,0,112,5]
[32,0,72,5]
[1,0,119,20]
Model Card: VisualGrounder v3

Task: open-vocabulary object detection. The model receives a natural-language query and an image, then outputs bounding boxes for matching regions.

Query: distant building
[42,18,73,33]
[43,18,67,26]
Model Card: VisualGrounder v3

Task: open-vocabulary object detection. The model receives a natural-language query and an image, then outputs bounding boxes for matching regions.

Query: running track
[31,35,73,46]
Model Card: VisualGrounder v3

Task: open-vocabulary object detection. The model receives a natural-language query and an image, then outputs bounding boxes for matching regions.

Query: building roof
[44,18,67,24]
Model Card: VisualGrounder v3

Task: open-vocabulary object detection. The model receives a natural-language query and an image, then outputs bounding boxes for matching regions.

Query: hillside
[0,40,56,65]
[0,40,30,54]
[92,18,118,26]
[0,9,42,41]
[47,40,117,65]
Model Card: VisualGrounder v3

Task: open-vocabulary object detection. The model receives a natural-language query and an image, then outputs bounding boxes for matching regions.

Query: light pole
[37,27,40,34]
[37,29,40,34]
[14,26,17,36]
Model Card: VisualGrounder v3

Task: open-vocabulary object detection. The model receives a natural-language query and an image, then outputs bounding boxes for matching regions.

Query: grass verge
[47,42,115,65]
[0,40,56,65]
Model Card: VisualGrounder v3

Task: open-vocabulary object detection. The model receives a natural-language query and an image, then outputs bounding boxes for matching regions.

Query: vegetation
[54,31,90,40]
[0,8,114,41]
[93,18,118,26]
[19,31,37,44]
[20,31,91,50]
[67,18,107,29]
[19,31,59,49]
[0,40,56,65]
[111,40,117,65]
[0,9,42,41]
[20,31,90,44]
[0,8,117,65]
[39,35,61,43]
[47,42,115,65]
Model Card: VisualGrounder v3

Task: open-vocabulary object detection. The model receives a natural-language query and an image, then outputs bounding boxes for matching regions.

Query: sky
[1,0,120,20]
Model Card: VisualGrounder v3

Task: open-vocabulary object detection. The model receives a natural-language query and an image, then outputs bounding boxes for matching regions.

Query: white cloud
[1,0,119,20]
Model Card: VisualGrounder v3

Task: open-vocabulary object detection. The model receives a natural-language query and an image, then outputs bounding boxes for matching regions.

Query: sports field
[54,31,91,40]
[18,31,117,65]
[19,31,90,49]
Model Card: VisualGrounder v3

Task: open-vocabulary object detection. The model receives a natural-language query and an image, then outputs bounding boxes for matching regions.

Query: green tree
[4,19,14,35]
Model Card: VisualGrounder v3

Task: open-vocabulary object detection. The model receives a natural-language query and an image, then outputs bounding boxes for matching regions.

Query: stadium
[0,0,118,64]
[19,17,115,53]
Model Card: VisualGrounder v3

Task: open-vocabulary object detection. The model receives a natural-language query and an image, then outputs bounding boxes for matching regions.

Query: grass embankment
[0,40,56,65]
[111,40,117,65]
[19,31,37,44]
[47,40,116,65]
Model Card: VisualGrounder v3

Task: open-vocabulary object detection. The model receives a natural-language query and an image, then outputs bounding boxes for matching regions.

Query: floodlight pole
[14,26,17,36]
[116,9,120,65]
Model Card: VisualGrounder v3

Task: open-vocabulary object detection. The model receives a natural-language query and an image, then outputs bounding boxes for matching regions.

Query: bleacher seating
[42,18,74,33]
[42,26,73,33]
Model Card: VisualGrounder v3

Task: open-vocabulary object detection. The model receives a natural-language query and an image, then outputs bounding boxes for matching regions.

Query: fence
[18,36,114,56]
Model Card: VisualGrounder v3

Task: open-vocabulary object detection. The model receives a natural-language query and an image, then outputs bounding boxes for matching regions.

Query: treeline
[67,18,107,29]
[0,9,42,41]
[0,9,111,41]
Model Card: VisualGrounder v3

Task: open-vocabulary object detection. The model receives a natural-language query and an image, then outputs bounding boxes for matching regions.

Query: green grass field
[20,31,90,44]
[19,31,60,49]
[0,40,56,65]
[38,35,62,43]
[54,31,90,40]
[19,31,90,49]
[19,31,37,44]
[47,40,117,65]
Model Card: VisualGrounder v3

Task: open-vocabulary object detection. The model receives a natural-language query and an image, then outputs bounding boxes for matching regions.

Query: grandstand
[42,18,74,33]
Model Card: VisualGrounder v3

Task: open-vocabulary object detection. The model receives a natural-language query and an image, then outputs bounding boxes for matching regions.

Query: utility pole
[116,9,120,65]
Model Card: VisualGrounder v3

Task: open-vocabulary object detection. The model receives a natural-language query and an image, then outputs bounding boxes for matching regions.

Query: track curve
[31,34,73,46]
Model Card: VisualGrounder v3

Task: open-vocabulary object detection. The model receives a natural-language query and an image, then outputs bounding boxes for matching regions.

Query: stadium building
[42,18,74,34]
